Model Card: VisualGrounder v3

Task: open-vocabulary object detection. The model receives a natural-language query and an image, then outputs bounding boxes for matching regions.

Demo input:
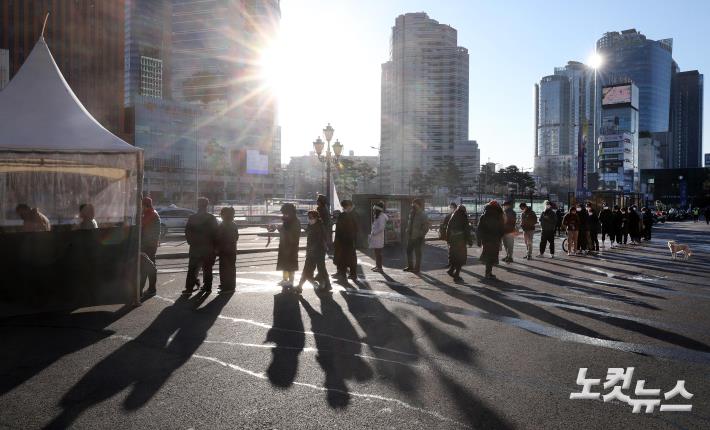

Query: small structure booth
[0,38,143,310]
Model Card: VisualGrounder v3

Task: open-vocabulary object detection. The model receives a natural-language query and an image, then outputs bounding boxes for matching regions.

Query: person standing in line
[316,194,333,255]
[704,206,710,225]
[276,203,301,288]
[620,207,630,245]
[446,204,472,281]
[183,197,218,295]
[562,206,580,256]
[576,202,589,255]
[440,202,458,269]
[586,202,600,253]
[501,201,517,263]
[692,207,700,222]
[403,198,429,274]
[612,205,623,247]
[628,206,642,245]
[476,201,504,279]
[538,200,556,258]
[333,200,358,280]
[15,204,51,232]
[598,204,614,249]
[295,210,330,293]
[641,207,654,241]
[555,206,564,237]
[216,206,239,292]
[77,203,98,229]
[140,197,161,296]
[519,202,537,260]
[368,202,388,272]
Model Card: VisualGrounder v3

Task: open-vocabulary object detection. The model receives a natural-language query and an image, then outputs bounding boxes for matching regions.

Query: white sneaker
[550,254,554,259]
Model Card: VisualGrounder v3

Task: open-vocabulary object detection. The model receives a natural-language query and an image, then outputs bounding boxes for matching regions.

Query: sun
[257,35,287,100]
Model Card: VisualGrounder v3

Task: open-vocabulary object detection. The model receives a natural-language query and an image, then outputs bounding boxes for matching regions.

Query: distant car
[156,206,195,238]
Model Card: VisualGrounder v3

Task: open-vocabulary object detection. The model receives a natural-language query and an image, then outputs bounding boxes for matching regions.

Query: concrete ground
[1,222,709,429]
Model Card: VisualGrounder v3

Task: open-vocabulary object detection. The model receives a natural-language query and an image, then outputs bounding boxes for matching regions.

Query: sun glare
[258,35,287,100]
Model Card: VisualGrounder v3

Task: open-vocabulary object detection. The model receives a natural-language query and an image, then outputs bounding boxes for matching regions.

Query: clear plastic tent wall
[0,152,138,226]
[0,37,141,229]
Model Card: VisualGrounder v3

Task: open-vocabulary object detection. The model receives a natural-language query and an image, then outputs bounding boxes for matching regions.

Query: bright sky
[267,0,710,168]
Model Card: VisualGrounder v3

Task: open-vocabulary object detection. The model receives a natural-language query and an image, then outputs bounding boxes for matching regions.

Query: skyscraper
[669,70,704,168]
[596,29,674,134]
[534,61,595,195]
[597,83,640,192]
[0,49,8,90]
[0,1,126,137]
[380,12,479,194]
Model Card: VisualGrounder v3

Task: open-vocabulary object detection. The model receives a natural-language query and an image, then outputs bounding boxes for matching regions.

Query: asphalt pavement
[1,222,709,429]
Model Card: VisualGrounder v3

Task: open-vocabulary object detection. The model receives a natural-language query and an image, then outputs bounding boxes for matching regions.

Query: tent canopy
[0,37,142,227]
[0,37,139,156]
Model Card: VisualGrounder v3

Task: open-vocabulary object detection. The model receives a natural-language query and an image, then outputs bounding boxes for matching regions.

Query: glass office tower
[598,83,640,192]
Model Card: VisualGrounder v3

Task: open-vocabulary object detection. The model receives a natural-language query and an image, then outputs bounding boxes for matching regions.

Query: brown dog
[668,240,692,260]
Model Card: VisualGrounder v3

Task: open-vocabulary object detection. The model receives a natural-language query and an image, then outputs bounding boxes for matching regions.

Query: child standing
[216,206,239,292]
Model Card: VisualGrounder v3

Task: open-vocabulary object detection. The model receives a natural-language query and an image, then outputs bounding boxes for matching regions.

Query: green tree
[428,161,464,195]
[494,165,536,194]
[409,168,430,194]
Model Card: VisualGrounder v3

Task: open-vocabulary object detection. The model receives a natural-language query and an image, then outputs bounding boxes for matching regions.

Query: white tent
[0,37,142,308]
[0,37,142,227]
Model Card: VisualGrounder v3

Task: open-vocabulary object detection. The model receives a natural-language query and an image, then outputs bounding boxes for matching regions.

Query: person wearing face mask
[276,203,301,288]
[586,202,600,253]
[404,198,429,273]
[562,206,580,256]
[598,204,613,249]
[538,200,557,258]
[612,205,623,246]
[295,210,330,293]
[368,202,388,272]
[446,204,472,281]
[519,202,537,260]
[628,206,641,245]
[440,202,459,269]
[620,207,630,245]
[333,200,358,281]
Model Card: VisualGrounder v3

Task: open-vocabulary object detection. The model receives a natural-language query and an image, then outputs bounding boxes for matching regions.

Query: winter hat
[373,203,384,212]
[488,200,500,207]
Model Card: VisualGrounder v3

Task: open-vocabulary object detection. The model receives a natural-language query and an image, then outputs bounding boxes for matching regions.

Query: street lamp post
[313,123,343,208]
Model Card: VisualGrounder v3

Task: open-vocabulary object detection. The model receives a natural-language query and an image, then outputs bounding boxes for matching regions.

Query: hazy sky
[274,0,709,168]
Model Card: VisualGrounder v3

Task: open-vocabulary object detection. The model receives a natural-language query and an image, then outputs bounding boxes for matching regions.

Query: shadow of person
[339,279,421,394]
[265,292,305,388]
[43,293,232,429]
[0,305,133,397]
[300,294,373,408]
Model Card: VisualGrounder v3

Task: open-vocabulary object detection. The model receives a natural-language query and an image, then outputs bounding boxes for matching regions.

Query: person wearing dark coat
[562,207,580,256]
[316,194,333,254]
[598,204,614,249]
[140,197,161,296]
[333,200,358,280]
[404,198,429,273]
[519,202,537,260]
[641,207,654,241]
[538,200,557,258]
[612,205,623,246]
[296,210,330,293]
[440,202,458,268]
[628,206,642,244]
[276,203,301,287]
[620,207,630,245]
[216,206,239,292]
[476,201,504,279]
[184,197,218,294]
[704,206,710,225]
[586,202,600,252]
[446,205,472,281]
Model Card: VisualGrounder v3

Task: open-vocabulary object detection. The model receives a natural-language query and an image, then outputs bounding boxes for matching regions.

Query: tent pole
[133,151,143,307]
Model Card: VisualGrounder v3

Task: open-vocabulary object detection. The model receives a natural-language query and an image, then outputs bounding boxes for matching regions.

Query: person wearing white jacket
[368,202,388,272]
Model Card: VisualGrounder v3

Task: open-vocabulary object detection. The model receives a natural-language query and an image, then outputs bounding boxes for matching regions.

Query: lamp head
[313,137,325,156]
[332,139,343,157]
[323,123,334,142]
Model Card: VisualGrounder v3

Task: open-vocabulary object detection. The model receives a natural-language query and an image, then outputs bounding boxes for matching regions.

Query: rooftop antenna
[41,12,50,38]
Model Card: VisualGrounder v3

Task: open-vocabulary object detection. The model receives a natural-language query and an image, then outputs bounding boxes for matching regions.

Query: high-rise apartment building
[596,29,674,134]
[670,70,704,168]
[534,61,596,194]
[380,12,479,194]
[0,1,126,137]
